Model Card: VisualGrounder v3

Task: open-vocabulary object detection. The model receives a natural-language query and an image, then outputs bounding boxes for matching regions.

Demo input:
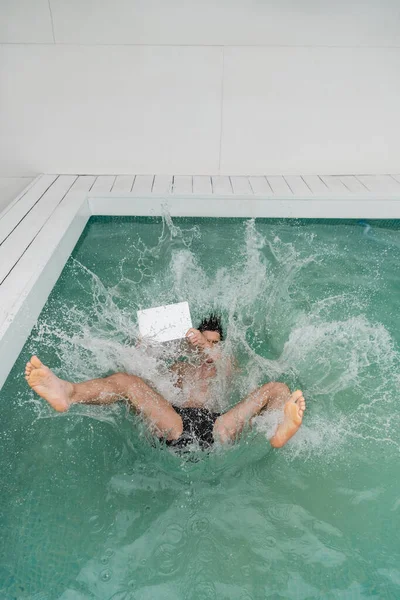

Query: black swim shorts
[166,407,221,450]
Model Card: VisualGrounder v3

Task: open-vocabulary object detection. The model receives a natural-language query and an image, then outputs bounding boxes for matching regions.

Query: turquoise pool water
[1,216,400,599]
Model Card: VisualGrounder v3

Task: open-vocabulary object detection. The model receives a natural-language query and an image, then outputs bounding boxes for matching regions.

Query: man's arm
[185,328,236,374]
[185,328,213,350]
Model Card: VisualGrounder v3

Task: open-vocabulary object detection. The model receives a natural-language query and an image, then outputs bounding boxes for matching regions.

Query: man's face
[202,331,222,364]
[202,330,221,345]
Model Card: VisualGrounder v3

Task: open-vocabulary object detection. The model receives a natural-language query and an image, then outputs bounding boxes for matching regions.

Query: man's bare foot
[270,390,306,448]
[25,355,74,412]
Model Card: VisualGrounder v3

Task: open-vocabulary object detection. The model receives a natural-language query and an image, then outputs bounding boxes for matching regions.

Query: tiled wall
[1,0,400,176]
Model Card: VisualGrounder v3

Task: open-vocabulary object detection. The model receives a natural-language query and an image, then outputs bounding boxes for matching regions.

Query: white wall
[1,0,400,176]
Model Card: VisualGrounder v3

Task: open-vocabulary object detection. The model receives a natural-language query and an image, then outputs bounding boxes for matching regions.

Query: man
[25,314,305,450]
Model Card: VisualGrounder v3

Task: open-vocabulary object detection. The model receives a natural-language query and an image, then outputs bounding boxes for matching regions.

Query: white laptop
[137,301,193,343]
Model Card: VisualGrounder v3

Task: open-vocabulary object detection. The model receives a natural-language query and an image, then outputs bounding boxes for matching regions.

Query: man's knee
[166,415,184,441]
[213,418,236,444]
[260,381,290,396]
[108,372,142,392]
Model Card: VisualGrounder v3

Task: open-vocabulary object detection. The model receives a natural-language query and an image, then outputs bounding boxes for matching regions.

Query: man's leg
[25,355,183,441]
[213,382,306,447]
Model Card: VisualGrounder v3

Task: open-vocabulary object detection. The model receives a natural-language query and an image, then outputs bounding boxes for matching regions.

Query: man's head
[198,314,223,344]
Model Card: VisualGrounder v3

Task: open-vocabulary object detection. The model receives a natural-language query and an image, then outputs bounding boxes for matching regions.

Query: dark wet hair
[198,314,224,340]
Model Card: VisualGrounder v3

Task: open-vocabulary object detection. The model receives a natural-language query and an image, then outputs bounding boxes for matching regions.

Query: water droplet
[100,568,112,582]
[190,515,210,534]
[153,543,181,575]
[241,565,251,578]
[164,523,184,545]
[265,535,277,549]
[268,503,292,522]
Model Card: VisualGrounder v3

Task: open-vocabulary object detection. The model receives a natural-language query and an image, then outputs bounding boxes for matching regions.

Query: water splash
[27,215,400,460]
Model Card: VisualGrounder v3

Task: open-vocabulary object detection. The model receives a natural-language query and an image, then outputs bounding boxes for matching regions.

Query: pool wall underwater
[1,187,400,391]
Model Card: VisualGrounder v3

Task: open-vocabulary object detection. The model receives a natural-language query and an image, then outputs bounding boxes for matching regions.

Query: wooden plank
[90,175,116,193]
[284,176,311,195]
[132,175,154,194]
[152,175,173,195]
[267,176,293,195]
[230,176,253,195]
[248,176,272,195]
[339,176,368,193]
[0,175,76,285]
[0,190,90,384]
[302,175,329,194]
[356,175,400,193]
[172,176,192,194]
[211,176,232,194]
[0,175,58,245]
[192,176,212,195]
[112,175,135,193]
[0,176,37,218]
[70,175,97,192]
[320,176,350,193]
[89,194,400,219]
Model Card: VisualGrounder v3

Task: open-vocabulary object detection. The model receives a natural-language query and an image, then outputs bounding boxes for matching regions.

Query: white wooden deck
[1,172,400,389]
[108,173,397,195]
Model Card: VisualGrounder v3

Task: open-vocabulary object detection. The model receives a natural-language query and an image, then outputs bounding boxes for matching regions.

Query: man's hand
[185,328,210,349]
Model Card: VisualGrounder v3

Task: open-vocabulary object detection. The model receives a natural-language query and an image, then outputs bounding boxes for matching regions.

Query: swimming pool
[2,174,400,392]
[1,214,399,598]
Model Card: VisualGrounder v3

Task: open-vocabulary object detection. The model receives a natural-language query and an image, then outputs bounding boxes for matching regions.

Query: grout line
[2,42,400,49]
[354,175,369,191]
[301,176,313,193]
[110,175,117,192]
[390,174,400,186]
[264,177,273,193]
[318,175,329,189]
[282,176,294,195]
[47,0,56,43]
[109,175,117,191]
[218,48,225,174]
[88,176,97,192]
[339,177,351,192]
[247,177,255,195]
